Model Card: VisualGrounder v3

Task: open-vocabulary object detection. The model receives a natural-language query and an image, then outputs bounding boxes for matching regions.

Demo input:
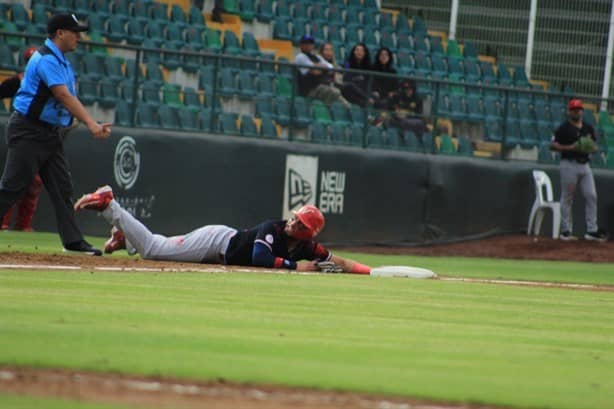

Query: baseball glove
[576,137,596,153]
[316,261,344,273]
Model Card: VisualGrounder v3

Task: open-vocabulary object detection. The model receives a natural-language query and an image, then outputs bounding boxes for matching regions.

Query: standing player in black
[550,99,607,241]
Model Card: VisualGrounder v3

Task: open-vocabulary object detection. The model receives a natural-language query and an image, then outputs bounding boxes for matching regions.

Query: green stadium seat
[141,82,161,106]
[466,96,484,121]
[238,71,257,98]
[158,105,179,130]
[114,100,133,126]
[185,26,205,49]
[257,0,274,23]
[106,15,127,43]
[205,28,223,52]
[78,77,98,106]
[145,20,166,48]
[239,0,256,22]
[345,7,362,26]
[330,123,348,145]
[349,125,365,146]
[198,66,216,91]
[162,84,182,108]
[242,32,261,58]
[463,40,478,60]
[166,22,186,49]
[177,107,199,131]
[276,76,293,98]
[276,1,292,19]
[363,9,379,28]
[293,1,309,19]
[81,54,104,82]
[446,39,462,58]
[311,100,333,126]
[223,0,240,14]
[308,21,326,45]
[255,97,274,118]
[182,87,202,111]
[91,0,111,19]
[328,4,345,25]
[260,115,279,138]
[148,2,169,22]
[240,114,259,137]
[1,21,24,51]
[103,57,124,83]
[396,14,412,36]
[293,97,311,128]
[309,4,328,26]
[223,30,241,54]
[119,79,137,104]
[9,3,29,31]
[275,97,291,126]
[219,68,238,96]
[0,43,18,71]
[126,18,145,45]
[198,108,218,132]
[188,6,207,30]
[31,4,49,33]
[497,63,513,86]
[98,78,119,109]
[52,0,73,14]
[310,122,328,144]
[221,112,239,134]
[367,126,385,148]
[144,62,164,87]
[412,16,427,34]
[327,24,344,49]
[170,4,188,29]
[112,0,131,16]
[431,54,447,77]
[438,134,457,154]
[142,38,162,65]
[330,102,351,127]
[273,17,291,42]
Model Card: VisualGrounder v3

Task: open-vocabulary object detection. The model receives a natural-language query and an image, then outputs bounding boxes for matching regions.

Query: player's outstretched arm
[325,255,371,274]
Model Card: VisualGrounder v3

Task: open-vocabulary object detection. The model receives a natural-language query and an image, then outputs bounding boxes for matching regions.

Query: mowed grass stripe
[1,271,613,409]
[0,393,133,409]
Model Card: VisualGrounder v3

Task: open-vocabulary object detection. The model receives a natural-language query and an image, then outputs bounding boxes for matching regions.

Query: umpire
[0,13,112,255]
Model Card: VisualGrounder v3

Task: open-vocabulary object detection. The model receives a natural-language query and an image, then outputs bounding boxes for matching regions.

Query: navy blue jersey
[223,220,331,269]
[554,121,595,163]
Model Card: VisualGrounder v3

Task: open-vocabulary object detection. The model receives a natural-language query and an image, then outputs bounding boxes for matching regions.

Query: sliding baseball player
[74,186,372,274]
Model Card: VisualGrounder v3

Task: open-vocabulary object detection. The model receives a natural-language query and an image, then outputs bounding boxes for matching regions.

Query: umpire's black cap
[47,13,89,34]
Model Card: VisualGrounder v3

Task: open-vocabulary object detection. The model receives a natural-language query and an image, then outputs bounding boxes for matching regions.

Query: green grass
[1,231,614,408]
[0,394,133,409]
[0,269,613,409]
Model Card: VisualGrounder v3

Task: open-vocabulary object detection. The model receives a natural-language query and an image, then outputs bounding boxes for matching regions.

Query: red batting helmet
[291,204,325,240]
[23,47,37,63]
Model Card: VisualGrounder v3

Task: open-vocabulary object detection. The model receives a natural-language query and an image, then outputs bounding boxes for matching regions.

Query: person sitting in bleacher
[371,47,398,110]
[387,79,428,140]
[341,43,373,107]
[318,42,343,88]
[294,35,350,109]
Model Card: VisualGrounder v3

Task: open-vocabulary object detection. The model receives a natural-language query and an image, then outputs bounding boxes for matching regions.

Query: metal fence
[384,0,613,100]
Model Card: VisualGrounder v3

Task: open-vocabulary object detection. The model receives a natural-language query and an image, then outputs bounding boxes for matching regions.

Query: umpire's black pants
[0,112,84,246]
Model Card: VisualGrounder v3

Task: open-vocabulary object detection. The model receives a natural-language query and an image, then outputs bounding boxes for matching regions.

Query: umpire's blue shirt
[13,38,76,127]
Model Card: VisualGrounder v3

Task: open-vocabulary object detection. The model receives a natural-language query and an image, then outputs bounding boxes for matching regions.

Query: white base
[370,265,437,279]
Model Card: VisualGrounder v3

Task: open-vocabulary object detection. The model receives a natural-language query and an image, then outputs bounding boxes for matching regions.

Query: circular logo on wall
[114,136,140,190]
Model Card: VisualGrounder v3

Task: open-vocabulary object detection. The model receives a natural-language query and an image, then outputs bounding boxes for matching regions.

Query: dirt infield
[1,234,612,408]
[0,367,497,409]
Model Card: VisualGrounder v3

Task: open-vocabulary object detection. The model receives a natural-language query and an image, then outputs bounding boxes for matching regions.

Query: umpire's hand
[89,122,112,139]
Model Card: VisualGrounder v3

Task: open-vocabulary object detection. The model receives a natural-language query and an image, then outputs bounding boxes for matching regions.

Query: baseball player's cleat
[559,231,578,241]
[63,240,102,256]
[104,226,126,254]
[584,229,609,242]
[74,185,114,212]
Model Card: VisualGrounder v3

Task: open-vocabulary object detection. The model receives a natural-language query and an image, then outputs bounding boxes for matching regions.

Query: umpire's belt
[12,111,60,131]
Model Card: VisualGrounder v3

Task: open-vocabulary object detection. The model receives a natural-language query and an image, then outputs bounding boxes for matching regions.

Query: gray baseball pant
[101,200,237,263]
[559,159,598,233]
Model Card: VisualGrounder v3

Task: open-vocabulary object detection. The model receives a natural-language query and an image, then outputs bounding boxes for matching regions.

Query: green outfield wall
[1,120,613,244]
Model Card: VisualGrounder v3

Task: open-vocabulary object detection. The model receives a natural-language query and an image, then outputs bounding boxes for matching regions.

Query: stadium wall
[1,121,613,244]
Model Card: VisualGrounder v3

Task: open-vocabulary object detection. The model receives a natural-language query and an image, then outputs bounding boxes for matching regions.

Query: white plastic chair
[527,170,561,239]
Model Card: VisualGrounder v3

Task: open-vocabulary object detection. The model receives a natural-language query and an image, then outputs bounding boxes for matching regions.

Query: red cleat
[104,227,126,254]
[74,185,114,212]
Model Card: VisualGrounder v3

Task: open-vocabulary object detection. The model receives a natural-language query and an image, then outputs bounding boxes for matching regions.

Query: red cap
[568,99,583,110]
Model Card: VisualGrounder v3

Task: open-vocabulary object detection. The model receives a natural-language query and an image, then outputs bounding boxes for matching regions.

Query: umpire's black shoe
[63,240,102,256]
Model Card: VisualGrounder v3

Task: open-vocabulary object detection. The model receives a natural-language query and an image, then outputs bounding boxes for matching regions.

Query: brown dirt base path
[0,367,499,409]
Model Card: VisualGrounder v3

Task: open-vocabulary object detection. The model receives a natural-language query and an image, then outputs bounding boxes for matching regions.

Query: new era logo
[288,169,312,209]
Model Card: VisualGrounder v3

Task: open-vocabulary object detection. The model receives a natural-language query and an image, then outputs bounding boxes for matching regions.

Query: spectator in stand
[318,42,342,87]
[0,47,43,231]
[371,47,398,110]
[211,0,225,23]
[341,43,373,107]
[294,35,350,108]
[387,79,428,139]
